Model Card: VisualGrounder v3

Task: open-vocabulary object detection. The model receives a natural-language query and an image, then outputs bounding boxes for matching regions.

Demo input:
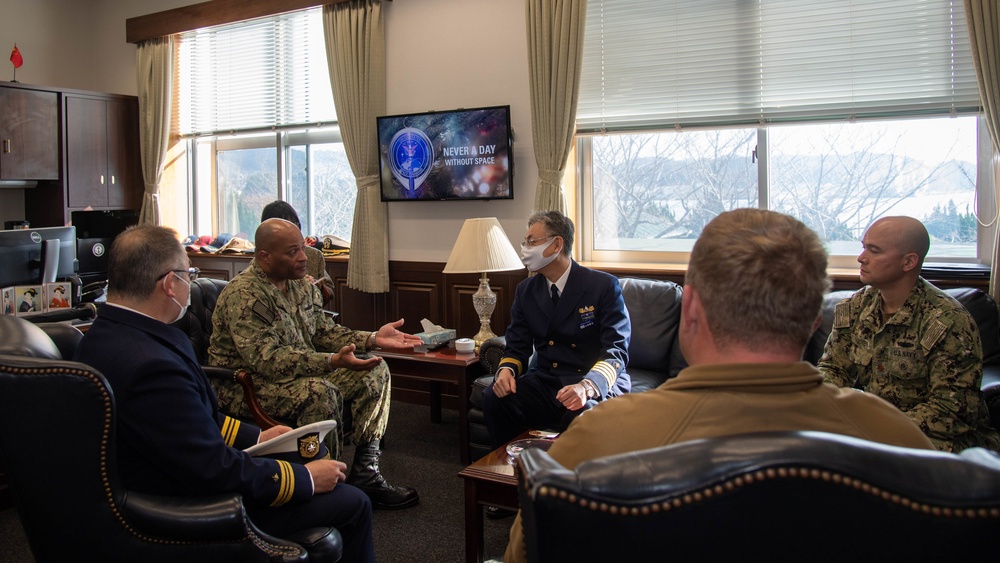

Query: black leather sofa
[467,278,1000,461]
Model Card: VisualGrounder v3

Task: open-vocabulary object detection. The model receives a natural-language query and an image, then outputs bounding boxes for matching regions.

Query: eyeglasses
[156,268,200,282]
[520,235,556,248]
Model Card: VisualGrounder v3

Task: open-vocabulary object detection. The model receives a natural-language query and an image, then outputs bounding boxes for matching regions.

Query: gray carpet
[0,399,513,562]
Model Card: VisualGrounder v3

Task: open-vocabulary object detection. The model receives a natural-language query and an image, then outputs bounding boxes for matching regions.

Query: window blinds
[177,7,336,136]
[577,0,980,133]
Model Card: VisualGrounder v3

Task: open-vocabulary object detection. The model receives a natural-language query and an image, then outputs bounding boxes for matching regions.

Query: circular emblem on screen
[30,231,42,244]
[92,243,105,258]
[388,127,433,197]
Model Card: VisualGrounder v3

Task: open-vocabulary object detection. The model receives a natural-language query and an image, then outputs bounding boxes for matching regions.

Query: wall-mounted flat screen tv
[377,105,513,202]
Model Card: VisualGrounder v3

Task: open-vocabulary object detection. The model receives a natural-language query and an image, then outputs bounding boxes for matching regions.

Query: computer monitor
[0,226,78,288]
[71,210,140,286]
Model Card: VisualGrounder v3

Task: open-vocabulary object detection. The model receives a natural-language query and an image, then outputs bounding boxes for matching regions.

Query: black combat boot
[346,440,419,509]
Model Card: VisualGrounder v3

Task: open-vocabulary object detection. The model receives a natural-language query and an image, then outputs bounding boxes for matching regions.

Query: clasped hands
[493,367,589,411]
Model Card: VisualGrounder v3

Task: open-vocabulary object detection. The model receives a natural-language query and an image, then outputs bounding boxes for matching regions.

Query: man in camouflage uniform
[209,218,422,509]
[818,216,1000,452]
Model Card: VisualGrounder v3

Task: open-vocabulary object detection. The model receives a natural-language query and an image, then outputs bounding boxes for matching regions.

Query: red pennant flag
[10,45,23,69]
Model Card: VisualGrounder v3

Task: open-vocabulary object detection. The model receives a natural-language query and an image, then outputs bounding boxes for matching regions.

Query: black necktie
[550,284,560,306]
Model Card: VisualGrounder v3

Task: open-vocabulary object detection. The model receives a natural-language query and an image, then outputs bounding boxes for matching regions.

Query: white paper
[420,318,444,332]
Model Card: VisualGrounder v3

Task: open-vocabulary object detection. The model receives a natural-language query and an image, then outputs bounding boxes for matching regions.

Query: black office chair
[516,431,1000,563]
[0,351,342,562]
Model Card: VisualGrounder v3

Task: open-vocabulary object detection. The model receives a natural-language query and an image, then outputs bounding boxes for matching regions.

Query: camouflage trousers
[213,360,392,461]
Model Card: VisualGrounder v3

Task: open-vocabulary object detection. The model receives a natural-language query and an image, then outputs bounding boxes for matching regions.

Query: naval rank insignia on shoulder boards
[834,301,852,329]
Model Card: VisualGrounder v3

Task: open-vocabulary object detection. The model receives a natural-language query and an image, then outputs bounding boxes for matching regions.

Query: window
[176,8,355,241]
[577,0,995,266]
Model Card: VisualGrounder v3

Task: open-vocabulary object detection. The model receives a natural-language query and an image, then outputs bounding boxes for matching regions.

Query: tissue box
[415,328,456,349]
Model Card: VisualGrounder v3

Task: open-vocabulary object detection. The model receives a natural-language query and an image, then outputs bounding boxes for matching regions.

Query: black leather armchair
[0,352,341,562]
[172,277,284,429]
[516,431,1000,562]
[0,315,84,360]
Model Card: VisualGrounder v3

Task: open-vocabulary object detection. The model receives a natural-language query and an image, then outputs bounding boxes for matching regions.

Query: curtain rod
[125,0,372,44]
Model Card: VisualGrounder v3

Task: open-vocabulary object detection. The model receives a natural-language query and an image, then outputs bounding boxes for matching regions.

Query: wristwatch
[580,378,597,399]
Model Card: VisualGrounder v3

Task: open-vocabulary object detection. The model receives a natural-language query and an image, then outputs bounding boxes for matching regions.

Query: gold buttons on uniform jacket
[552,363,558,369]
[548,340,555,346]
[571,343,577,348]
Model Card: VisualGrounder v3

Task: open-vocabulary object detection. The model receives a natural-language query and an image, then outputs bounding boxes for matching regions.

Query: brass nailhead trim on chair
[0,364,300,558]
[530,465,1000,519]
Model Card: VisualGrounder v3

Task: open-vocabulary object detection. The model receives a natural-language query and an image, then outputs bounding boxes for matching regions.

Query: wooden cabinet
[187,253,254,281]
[0,85,59,180]
[65,94,141,210]
[24,88,143,228]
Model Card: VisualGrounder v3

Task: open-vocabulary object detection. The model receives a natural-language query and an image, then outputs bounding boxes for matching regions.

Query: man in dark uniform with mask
[482,211,631,453]
[74,225,376,561]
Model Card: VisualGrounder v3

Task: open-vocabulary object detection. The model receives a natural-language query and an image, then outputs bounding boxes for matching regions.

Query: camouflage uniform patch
[207,260,390,459]
[817,278,1000,452]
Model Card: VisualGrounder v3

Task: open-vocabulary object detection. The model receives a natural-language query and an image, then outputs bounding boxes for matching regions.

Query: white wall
[0,0,199,227]
[0,0,101,91]
[381,0,536,262]
[1,0,537,260]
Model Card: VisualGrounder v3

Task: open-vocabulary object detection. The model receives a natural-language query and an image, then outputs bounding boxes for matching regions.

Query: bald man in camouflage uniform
[819,216,999,452]
[209,218,422,509]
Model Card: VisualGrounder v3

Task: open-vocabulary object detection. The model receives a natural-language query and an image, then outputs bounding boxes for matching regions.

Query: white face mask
[166,273,191,324]
[521,237,559,272]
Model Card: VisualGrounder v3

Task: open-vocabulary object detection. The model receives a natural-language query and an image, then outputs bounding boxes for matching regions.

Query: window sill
[579,261,991,291]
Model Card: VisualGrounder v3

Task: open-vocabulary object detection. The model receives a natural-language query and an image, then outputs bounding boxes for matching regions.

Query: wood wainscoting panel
[333,277,381,330]
[389,281,441,337]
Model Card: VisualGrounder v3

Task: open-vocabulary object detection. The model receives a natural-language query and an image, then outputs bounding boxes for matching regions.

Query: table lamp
[443,217,524,347]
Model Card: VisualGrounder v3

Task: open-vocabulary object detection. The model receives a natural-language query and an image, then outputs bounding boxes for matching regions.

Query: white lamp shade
[443,217,525,274]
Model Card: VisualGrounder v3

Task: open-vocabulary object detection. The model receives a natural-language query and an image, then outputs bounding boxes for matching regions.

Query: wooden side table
[457,434,526,563]
[378,347,481,463]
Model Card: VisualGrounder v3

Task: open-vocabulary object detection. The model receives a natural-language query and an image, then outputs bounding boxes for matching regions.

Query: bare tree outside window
[309,144,355,241]
[217,147,277,239]
[589,117,977,258]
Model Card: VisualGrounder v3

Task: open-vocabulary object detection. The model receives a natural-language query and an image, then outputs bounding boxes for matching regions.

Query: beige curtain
[965,1,1000,304]
[525,0,587,213]
[323,0,388,293]
[135,37,173,226]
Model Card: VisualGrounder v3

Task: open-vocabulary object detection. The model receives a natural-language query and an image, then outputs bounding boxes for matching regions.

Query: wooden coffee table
[458,432,554,563]
[377,347,480,462]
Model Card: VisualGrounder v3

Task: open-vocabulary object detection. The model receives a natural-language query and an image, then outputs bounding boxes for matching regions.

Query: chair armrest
[203,366,282,430]
[479,336,506,377]
[121,492,312,562]
[234,370,282,430]
[121,491,256,542]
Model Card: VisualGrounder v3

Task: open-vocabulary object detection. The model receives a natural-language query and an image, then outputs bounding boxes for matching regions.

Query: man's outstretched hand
[330,344,382,370]
[374,318,424,351]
